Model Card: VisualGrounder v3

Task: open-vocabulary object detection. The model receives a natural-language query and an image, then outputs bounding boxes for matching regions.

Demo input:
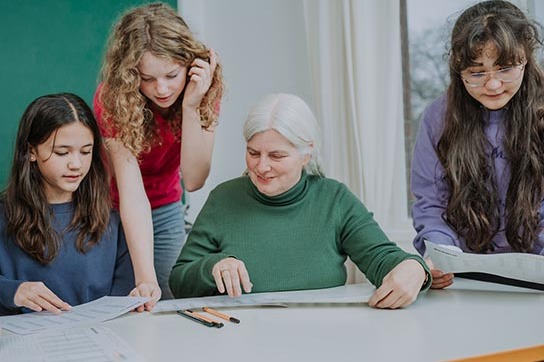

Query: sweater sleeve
[110,221,135,296]
[338,185,431,291]
[0,275,24,315]
[411,97,459,255]
[0,227,24,314]
[169,191,232,298]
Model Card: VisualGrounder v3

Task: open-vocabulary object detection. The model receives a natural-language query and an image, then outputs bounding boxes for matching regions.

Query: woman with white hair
[170,93,430,309]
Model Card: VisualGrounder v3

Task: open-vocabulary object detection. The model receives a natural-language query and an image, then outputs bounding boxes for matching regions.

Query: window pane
[403,0,474,211]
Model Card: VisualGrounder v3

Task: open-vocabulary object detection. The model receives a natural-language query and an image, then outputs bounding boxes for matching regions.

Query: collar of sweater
[49,201,74,214]
[249,171,309,206]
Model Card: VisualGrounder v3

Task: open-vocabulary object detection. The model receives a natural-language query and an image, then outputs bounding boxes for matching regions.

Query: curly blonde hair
[99,2,224,156]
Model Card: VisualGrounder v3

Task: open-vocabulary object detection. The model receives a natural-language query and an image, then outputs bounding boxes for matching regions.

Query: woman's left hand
[368,259,427,309]
[182,48,217,110]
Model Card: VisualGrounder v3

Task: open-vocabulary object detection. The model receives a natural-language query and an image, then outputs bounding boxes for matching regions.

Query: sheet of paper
[153,283,373,313]
[0,296,149,335]
[0,326,145,362]
[425,240,544,284]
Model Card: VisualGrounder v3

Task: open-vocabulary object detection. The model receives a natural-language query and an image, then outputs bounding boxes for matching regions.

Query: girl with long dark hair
[411,1,544,288]
[0,93,133,315]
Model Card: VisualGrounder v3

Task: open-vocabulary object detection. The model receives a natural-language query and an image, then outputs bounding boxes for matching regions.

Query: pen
[177,310,218,328]
[203,307,241,324]
[186,309,224,328]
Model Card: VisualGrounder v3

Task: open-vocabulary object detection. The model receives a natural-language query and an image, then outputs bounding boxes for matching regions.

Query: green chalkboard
[0,0,176,188]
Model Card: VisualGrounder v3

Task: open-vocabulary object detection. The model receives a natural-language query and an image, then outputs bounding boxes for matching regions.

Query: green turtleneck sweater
[170,173,430,298]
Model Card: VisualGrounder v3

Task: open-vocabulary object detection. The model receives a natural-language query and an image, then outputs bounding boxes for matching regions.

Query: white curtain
[303,0,412,282]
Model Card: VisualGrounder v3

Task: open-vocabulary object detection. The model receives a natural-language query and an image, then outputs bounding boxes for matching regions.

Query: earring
[29,155,35,161]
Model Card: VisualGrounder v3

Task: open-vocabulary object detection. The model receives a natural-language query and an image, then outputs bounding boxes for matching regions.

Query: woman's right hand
[425,258,454,289]
[14,281,71,314]
[129,281,162,312]
[212,257,253,298]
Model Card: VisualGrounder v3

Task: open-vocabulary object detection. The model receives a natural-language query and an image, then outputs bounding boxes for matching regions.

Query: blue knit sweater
[0,202,134,315]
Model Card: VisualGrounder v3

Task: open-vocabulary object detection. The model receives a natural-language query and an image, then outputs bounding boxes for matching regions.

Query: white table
[104,279,544,362]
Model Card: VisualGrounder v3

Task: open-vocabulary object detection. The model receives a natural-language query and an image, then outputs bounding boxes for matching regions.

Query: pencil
[186,309,224,328]
[203,307,241,324]
[177,310,216,328]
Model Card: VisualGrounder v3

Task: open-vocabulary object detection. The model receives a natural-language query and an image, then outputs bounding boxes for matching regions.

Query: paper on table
[0,296,149,335]
[424,240,544,284]
[152,283,373,313]
[0,326,145,362]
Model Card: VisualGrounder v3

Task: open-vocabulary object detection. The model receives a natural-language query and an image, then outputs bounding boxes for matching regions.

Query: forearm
[340,192,425,288]
[413,226,458,255]
[111,232,137,296]
[119,199,156,285]
[0,277,24,312]
[351,234,429,290]
[107,138,157,286]
[169,254,226,298]
[411,167,457,252]
[411,102,458,254]
[180,107,215,191]
[169,207,227,298]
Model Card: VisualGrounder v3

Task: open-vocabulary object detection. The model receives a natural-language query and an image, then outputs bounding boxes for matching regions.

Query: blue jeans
[152,201,185,300]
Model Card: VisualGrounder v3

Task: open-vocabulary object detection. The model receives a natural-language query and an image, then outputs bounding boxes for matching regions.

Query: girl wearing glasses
[411,0,544,289]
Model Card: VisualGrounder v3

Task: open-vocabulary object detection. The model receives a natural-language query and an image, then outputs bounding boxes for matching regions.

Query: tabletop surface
[104,278,544,362]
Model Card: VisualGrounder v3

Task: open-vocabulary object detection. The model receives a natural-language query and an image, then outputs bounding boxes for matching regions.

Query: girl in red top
[94,3,223,307]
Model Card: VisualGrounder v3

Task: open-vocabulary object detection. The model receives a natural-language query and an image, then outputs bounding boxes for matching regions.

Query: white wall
[179,0,314,222]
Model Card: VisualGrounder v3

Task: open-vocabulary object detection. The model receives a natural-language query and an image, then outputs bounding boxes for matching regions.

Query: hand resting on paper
[129,281,161,312]
[212,257,253,297]
[425,257,454,289]
[14,281,71,314]
[367,259,427,309]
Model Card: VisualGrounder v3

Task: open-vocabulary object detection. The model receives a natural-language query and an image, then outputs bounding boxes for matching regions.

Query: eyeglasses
[460,63,525,87]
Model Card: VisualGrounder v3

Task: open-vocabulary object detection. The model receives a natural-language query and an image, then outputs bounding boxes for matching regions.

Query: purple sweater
[411,95,544,255]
